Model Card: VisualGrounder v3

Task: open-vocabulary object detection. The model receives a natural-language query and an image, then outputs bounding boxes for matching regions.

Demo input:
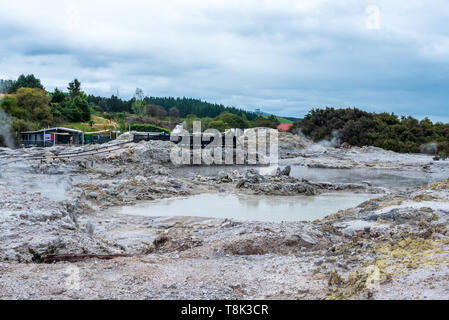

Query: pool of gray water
[288,166,445,188]
[175,165,445,189]
[108,193,378,222]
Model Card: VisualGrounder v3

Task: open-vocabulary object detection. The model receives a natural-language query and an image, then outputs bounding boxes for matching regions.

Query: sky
[0,0,448,120]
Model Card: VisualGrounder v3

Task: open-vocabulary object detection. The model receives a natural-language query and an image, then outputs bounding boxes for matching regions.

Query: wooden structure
[21,127,84,147]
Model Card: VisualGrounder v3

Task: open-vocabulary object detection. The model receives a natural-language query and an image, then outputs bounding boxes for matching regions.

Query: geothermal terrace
[0,132,448,299]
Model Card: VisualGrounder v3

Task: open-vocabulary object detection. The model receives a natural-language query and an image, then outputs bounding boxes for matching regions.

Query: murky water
[111,164,443,222]
[175,165,445,189]
[289,166,445,189]
[108,193,378,222]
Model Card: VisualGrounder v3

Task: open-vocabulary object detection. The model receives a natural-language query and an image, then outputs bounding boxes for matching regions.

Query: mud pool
[288,166,445,188]
[107,193,378,222]
[175,165,445,189]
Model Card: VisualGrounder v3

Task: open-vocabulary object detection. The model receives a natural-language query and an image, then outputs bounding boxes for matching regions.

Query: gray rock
[87,192,98,199]
[277,165,291,176]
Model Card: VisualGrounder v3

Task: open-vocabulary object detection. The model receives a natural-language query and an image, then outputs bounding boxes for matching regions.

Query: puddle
[107,193,378,222]
[289,166,445,188]
[174,165,445,189]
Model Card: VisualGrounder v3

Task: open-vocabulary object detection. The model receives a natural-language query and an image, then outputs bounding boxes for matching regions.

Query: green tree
[67,79,81,99]
[131,100,145,116]
[216,112,249,128]
[207,120,228,132]
[8,74,44,93]
[0,79,14,93]
[15,88,52,126]
[72,96,91,122]
[62,99,82,122]
[0,96,28,119]
[169,107,180,119]
[62,79,91,122]
[253,115,279,128]
[51,88,66,103]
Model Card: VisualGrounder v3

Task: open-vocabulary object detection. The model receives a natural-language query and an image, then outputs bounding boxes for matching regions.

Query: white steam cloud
[0,108,15,148]
[318,130,340,148]
[420,142,438,154]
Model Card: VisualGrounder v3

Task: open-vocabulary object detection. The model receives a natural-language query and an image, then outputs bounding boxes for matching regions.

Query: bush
[253,116,279,129]
[1,96,29,119]
[216,112,250,128]
[206,120,228,132]
[130,123,171,134]
[291,107,449,155]
[14,88,53,125]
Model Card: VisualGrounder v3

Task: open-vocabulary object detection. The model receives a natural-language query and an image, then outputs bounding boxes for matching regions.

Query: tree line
[290,107,449,156]
[87,90,257,120]
[0,75,272,146]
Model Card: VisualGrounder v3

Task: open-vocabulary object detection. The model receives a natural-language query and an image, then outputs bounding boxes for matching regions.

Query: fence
[21,136,113,148]
[21,140,80,148]
[133,132,238,149]
[84,135,113,145]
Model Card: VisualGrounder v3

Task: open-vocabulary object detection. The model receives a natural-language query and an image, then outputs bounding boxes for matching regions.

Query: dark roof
[21,127,83,134]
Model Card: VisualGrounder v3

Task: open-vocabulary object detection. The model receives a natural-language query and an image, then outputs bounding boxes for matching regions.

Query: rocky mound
[0,187,120,262]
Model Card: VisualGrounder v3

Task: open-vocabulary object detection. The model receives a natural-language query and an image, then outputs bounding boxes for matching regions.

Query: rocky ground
[0,132,448,299]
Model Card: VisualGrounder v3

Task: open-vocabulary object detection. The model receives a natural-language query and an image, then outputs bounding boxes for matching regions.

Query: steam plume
[0,108,16,149]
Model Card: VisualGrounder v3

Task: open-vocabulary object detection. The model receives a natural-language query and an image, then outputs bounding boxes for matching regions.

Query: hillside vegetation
[290,107,449,156]
[0,75,283,147]
[3,75,449,156]
[60,115,117,133]
[87,94,257,120]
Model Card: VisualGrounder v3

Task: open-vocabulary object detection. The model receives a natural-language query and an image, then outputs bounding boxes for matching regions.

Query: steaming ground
[0,132,448,300]
[0,109,15,149]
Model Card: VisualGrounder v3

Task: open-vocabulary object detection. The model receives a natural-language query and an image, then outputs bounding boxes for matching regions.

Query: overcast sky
[1,0,448,120]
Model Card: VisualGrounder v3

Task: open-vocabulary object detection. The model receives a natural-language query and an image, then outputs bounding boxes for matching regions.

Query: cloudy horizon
[1,0,448,121]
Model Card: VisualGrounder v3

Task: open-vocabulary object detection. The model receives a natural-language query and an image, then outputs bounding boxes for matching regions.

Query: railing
[21,141,62,148]
[21,137,112,148]
[84,135,113,145]
[133,132,238,149]
[133,132,172,143]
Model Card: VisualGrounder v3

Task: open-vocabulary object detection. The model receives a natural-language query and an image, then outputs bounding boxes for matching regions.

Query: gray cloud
[0,0,448,120]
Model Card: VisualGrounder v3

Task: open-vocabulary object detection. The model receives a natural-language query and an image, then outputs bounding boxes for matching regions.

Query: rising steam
[318,130,340,148]
[420,142,438,155]
[0,108,16,149]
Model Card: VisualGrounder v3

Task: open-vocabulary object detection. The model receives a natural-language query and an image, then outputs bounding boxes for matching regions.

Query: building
[277,124,293,132]
[21,127,84,147]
